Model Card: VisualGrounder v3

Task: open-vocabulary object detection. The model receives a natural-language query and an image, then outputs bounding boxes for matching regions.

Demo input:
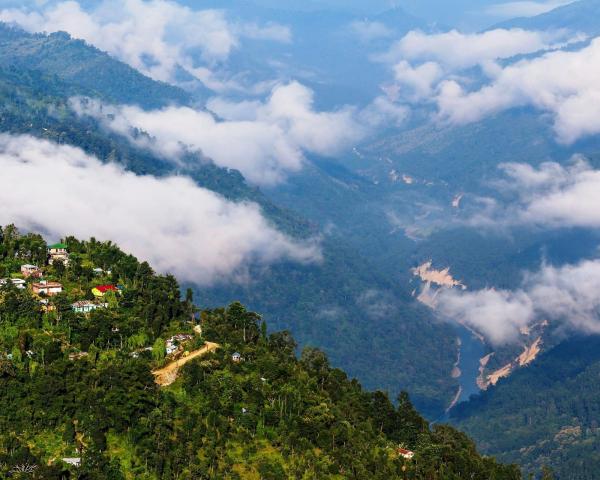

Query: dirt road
[152,341,220,386]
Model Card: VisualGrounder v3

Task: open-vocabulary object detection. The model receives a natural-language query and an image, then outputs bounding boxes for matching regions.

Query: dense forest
[0,224,523,479]
[452,336,600,479]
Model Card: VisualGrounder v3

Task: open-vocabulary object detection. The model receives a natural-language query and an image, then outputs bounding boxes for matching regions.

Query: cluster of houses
[0,242,122,315]
[166,334,193,356]
[71,285,119,313]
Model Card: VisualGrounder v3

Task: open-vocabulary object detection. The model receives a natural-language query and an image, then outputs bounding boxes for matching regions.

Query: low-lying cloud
[436,38,600,143]
[71,82,373,185]
[438,258,600,345]
[383,28,572,71]
[378,27,600,144]
[0,134,320,285]
[468,158,600,230]
[0,0,290,89]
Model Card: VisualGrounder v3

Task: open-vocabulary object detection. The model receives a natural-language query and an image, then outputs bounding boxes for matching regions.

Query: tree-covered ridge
[0,23,190,109]
[0,63,268,205]
[0,225,520,479]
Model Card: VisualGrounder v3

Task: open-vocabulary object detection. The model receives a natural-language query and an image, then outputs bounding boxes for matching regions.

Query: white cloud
[496,158,600,229]
[349,20,393,43]
[438,258,600,345]
[0,134,320,285]
[377,27,600,143]
[71,82,369,185]
[392,60,444,100]
[432,37,600,144]
[485,1,575,18]
[383,28,574,71]
[0,0,291,87]
[359,95,409,128]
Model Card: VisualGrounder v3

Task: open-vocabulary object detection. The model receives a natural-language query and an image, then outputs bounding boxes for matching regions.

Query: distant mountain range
[496,0,600,35]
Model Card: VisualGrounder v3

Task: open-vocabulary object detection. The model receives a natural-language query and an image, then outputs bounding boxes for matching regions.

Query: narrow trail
[152,341,220,386]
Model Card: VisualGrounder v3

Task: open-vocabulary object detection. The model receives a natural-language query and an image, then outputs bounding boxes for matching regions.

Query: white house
[0,278,26,290]
[166,334,193,356]
[72,301,106,314]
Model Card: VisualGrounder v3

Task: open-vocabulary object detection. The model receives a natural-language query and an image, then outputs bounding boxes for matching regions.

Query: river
[454,324,486,404]
[436,324,486,422]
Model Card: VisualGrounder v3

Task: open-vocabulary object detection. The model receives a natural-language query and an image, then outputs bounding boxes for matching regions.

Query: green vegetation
[451,336,600,478]
[0,225,520,478]
[0,23,190,109]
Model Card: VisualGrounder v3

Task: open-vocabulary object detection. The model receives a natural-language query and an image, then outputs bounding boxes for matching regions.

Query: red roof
[95,285,118,293]
[397,448,414,457]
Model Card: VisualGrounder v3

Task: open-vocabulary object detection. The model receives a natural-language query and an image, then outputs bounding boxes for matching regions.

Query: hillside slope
[0,23,190,108]
[0,225,521,479]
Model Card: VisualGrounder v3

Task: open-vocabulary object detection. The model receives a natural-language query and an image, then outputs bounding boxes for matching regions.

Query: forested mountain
[0,225,522,479]
[0,22,460,418]
[0,23,190,109]
[451,336,600,478]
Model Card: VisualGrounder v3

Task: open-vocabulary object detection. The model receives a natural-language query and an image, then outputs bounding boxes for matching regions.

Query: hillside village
[0,225,202,363]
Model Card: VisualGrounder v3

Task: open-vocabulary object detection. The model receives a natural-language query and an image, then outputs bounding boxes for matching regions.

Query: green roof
[48,243,67,249]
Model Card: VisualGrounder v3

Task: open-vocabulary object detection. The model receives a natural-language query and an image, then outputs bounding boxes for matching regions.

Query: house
[91,285,119,298]
[232,352,241,363]
[0,278,26,290]
[48,243,67,255]
[397,448,415,460]
[11,278,26,289]
[166,334,193,356]
[21,264,42,278]
[48,243,69,265]
[32,280,63,296]
[72,301,106,314]
[93,267,112,276]
[62,458,81,467]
